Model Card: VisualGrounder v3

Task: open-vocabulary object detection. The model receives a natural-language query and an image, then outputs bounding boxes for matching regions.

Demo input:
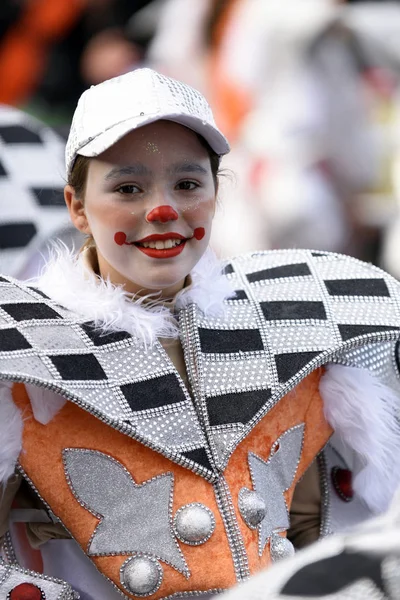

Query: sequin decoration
[173,503,216,545]
[238,488,266,528]
[270,534,295,562]
[120,555,163,597]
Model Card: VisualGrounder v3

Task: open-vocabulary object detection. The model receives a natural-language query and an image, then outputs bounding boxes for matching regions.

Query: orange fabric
[224,368,332,573]
[0,0,84,105]
[13,383,236,599]
[13,369,332,597]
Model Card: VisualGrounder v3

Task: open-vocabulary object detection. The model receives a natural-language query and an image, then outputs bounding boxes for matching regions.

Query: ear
[64,185,91,234]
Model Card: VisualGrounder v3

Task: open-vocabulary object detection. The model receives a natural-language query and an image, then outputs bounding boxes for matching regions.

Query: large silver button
[174,503,215,545]
[238,488,266,528]
[270,534,295,562]
[120,555,163,597]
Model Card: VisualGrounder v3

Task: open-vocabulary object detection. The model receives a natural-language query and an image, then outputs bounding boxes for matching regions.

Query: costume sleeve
[0,382,79,598]
[287,460,321,548]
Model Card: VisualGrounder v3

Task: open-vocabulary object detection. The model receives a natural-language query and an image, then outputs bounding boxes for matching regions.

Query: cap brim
[77,113,230,161]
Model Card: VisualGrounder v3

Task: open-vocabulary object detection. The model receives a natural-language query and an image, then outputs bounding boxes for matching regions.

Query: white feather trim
[33,243,234,347]
[25,384,66,425]
[320,363,400,514]
[0,382,23,484]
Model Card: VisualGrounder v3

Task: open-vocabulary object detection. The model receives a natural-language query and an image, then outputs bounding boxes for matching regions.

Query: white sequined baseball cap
[65,68,230,176]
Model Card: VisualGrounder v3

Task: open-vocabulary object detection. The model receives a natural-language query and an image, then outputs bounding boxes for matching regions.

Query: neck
[97,256,186,299]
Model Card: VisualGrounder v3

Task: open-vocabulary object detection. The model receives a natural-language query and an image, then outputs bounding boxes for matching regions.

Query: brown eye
[176,180,198,191]
[116,184,141,194]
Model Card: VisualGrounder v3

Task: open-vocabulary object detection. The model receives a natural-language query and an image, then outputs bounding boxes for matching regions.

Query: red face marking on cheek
[193,227,205,240]
[114,231,127,246]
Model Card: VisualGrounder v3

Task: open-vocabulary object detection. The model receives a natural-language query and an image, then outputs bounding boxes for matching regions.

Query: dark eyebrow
[168,162,208,175]
[104,164,152,180]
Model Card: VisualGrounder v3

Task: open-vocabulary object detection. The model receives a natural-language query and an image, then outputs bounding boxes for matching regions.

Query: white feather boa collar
[33,244,235,347]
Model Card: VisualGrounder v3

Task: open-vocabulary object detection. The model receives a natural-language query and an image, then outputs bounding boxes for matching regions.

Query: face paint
[81,121,217,296]
[114,231,127,246]
[147,205,178,223]
[193,227,205,240]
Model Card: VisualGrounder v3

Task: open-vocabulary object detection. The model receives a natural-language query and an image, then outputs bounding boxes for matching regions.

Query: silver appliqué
[62,449,188,576]
[246,424,305,555]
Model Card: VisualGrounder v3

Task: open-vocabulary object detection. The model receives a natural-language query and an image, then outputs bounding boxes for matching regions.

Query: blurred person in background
[149,0,400,269]
[0,0,157,124]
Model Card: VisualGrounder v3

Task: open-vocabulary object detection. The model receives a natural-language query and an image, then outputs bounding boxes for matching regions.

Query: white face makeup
[68,121,217,296]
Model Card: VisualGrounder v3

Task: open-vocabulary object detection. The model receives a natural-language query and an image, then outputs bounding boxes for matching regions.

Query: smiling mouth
[133,233,187,259]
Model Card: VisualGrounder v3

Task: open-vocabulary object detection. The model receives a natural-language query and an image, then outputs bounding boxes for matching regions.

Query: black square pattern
[31,188,65,207]
[0,328,31,352]
[2,303,61,321]
[206,389,272,426]
[247,262,311,283]
[325,278,390,297]
[50,353,108,380]
[199,327,264,354]
[0,125,43,144]
[81,322,132,346]
[275,351,320,383]
[120,373,186,412]
[0,223,37,250]
[260,301,327,321]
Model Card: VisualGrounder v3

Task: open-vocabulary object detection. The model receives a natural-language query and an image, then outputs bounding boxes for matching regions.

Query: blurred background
[2,0,400,280]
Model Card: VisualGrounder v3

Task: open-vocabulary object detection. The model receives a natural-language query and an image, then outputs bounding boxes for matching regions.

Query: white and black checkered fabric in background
[0,105,78,278]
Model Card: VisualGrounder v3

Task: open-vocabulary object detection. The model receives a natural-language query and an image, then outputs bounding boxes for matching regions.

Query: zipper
[179,304,250,581]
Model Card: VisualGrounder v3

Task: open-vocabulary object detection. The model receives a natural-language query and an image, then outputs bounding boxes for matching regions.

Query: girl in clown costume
[0,68,400,600]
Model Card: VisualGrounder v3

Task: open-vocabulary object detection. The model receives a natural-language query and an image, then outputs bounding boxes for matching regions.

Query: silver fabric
[269,534,295,562]
[247,424,305,554]
[197,304,259,330]
[133,404,205,450]
[0,355,54,379]
[238,489,266,528]
[335,341,400,395]
[120,555,163,597]
[24,324,88,351]
[203,356,273,395]
[173,503,215,545]
[251,278,322,302]
[0,559,76,599]
[61,384,129,421]
[63,449,188,575]
[267,324,337,353]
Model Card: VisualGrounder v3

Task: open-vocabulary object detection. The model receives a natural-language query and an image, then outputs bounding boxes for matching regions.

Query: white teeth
[138,238,183,249]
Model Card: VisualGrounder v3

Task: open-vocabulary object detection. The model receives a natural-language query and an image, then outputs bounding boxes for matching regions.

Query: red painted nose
[146,205,178,223]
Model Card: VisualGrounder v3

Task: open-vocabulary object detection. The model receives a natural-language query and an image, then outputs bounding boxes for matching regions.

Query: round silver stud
[120,555,163,597]
[270,534,295,562]
[174,502,215,545]
[238,488,266,529]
